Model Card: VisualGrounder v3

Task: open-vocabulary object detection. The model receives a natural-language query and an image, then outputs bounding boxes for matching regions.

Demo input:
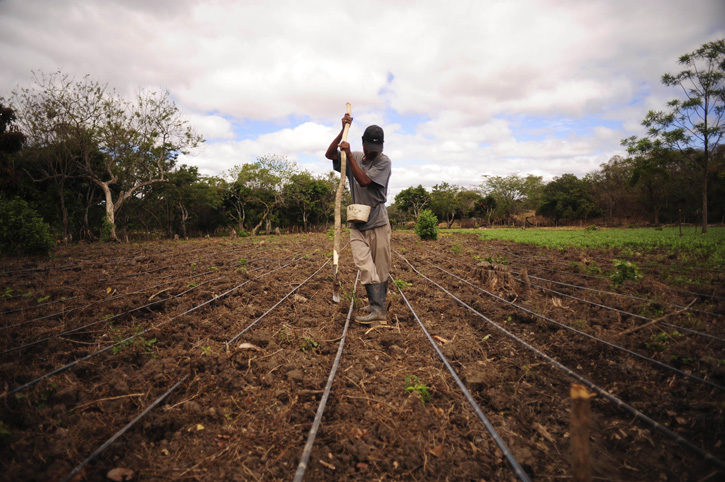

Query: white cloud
[1,0,723,197]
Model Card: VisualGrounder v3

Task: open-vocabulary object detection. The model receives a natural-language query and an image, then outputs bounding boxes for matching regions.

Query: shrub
[0,198,55,256]
[415,209,438,241]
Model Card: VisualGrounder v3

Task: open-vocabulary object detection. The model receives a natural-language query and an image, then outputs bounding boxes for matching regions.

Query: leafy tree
[475,194,497,226]
[430,182,459,228]
[537,173,598,224]
[587,156,637,225]
[623,39,725,233]
[456,189,482,221]
[480,174,543,223]
[282,171,331,232]
[230,155,294,235]
[12,71,204,242]
[394,184,430,220]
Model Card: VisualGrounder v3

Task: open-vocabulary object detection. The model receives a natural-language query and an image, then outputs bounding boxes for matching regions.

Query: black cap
[362,125,384,153]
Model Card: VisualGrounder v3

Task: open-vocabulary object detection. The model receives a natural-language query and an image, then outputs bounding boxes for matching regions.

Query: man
[325,112,391,324]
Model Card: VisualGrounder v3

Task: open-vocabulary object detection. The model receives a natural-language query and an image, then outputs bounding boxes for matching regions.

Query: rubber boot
[355,282,387,324]
[360,280,387,314]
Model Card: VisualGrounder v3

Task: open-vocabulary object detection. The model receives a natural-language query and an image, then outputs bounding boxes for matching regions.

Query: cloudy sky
[1,0,723,201]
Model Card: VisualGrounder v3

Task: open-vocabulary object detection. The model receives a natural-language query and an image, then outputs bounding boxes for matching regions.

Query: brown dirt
[0,232,723,481]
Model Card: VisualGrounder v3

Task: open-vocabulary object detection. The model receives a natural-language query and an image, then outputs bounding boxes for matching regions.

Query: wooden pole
[332,102,352,303]
[571,383,593,482]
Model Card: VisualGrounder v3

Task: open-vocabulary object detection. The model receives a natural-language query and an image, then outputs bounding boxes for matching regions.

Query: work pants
[349,224,391,285]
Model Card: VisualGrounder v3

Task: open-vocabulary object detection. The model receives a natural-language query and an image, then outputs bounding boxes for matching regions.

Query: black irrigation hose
[0,257,303,399]
[398,253,725,472]
[511,274,725,344]
[0,295,82,317]
[518,271,722,318]
[427,262,724,391]
[227,258,332,344]
[293,271,360,482]
[392,272,533,482]
[59,375,189,482]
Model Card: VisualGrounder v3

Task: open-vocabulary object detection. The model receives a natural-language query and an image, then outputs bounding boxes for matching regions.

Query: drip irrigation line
[227,258,331,345]
[60,375,189,482]
[507,257,725,303]
[0,269,209,331]
[517,271,722,318]
[0,295,175,356]
[397,252,725,471]
[426,262,724,391]
[293,271,360,482]
[511,275,725,344]
[0,257,304,400]
[394,272,533,482]
[0,295,82,317]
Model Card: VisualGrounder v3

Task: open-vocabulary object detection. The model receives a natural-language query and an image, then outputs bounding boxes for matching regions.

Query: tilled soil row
[0,232,723,482]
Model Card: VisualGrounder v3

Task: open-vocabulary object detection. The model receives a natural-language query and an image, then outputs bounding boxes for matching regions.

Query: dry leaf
[161,448,170,456]
[429,445,443,457]
[432,335,449,344]
[107,467,134,481]
[533,422,554,443]
[293,294,308,303]
[196,424,205,431]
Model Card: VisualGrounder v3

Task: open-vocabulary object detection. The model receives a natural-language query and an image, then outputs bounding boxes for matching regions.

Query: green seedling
[2,288,13,298]
[394,279,411,290]
[37,295,50,303]
[237,258,247,266]
[482,334,492,341]
[191,262,197,271]
[0,421,11,437]
[201,346,212,356]
[404,375,431,404]
[187,282,198,288]
[210,266,218,271]
[22,291,33,298]
[300,337,318,352]
[610,259,642,287]
[451,242,463,256]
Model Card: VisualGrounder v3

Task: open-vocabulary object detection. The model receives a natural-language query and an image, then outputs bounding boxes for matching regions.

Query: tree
[587,156,637,225]
[480,174,543,223]
[475,194,497,226]
[624,39,725,233]
[537,173,598,224]
[0,103,27,193]
[282,171,331,232]
[394,185,430,220]
[231,155,294,235]
[11,71,203,242]
[430,182,459,228]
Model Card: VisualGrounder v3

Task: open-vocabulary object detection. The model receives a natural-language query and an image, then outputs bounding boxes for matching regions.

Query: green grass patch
[446,226,725,268]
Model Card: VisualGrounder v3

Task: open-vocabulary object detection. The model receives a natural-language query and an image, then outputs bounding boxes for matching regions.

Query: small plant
[300,337,319,352]
[237,258,247,266]
[210,266,218,271]
[187,282,198,288]
[415,209,438,241]
[0,197,55,256]
[37,295,50,303]
[277,326,292,345]
[573,319,586,330]
[191,262,197,271]
[610,259,642,287]
[2,288,13,299]
[451,242,463,256]
[0,420,11,437]
[645,332,669,352]
[482,254,509,265]
[585,263,602,275]
[201,346,212,356]
[585,225,598,233]
[394,279,411,290]
[405,375,431,404]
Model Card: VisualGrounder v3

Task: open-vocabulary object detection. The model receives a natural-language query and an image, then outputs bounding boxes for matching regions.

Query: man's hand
[341,113,353,129]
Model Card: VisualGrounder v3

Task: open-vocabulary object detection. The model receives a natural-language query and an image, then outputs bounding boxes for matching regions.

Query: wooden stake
[571,383,594,482]
[332,102,352,303]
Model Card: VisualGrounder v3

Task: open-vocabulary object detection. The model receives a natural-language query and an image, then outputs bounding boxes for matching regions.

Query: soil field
[1,232,724,482]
